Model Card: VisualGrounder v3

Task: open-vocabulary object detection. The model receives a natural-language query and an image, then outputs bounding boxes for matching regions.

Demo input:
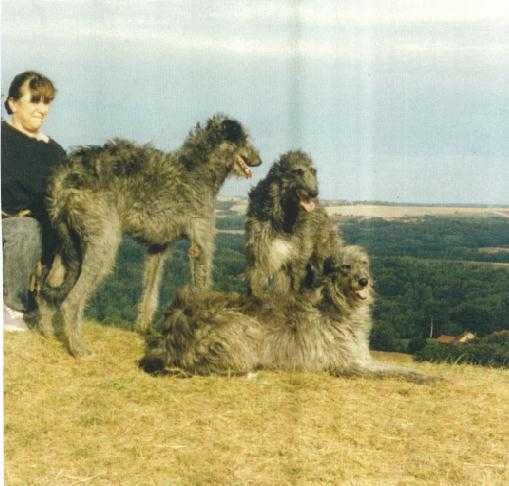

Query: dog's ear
[267,161,281,179]
[323,256,341,276]
[267,180,284,229]
[302,263,323,290]
[221,119,245,144]
[257,161,283,225]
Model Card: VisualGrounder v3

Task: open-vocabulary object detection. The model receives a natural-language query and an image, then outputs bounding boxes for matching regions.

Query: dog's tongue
[300,197,316,212]
[356,288,369,300]
[236,156,253,178]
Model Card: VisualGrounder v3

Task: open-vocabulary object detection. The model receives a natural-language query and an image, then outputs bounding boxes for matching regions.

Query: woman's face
[8,81,51,134]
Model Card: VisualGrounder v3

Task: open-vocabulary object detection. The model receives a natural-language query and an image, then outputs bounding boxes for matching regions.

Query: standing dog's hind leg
[61,218,121,357]
[32,254,67,336]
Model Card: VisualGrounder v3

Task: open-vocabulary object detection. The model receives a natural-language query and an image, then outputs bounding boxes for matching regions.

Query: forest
[87,216,509,359]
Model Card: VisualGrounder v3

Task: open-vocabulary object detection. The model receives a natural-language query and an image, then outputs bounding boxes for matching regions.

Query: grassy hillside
[4,324,508,485]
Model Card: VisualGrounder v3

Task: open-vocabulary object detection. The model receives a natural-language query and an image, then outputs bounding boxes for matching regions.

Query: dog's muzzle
[354,278,370,300]
[298,190,318,212]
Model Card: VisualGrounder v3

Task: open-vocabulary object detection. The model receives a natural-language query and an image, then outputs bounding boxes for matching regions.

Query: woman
[2,71,67,330]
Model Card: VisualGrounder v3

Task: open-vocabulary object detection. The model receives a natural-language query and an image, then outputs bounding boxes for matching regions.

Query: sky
[2,0,508,204]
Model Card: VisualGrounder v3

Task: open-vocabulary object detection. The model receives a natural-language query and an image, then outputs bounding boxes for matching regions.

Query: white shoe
[4,305,28,332]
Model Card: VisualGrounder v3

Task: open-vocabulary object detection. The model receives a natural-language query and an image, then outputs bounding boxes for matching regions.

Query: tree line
[87,217,509,363]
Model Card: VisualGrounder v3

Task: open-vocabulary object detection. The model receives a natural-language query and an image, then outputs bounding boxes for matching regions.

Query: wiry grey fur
[140,245,438,383]
[39,114,261,357]
[245,151,342,298]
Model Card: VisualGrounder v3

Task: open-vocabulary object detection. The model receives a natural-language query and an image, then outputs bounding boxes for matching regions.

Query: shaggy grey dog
[245,150,342,299]
[140,245,437,383]
[40,114,261,356]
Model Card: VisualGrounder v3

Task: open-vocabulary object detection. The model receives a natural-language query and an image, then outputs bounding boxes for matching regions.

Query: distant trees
[342,217,509,263]
[215,215,245,230]
[372,256,509,342]
[370,324,402,352]
[85,217,509,363]
[414,333,509,367]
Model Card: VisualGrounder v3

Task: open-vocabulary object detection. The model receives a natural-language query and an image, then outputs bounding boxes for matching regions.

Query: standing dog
[245,150,342,299]
[40,114,261,356]
[141,246,437,383]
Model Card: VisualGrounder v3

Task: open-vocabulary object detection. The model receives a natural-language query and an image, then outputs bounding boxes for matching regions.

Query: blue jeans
[2,217,42,312]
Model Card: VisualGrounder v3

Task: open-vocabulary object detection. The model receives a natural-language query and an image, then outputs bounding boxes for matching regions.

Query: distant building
[436,335,456,344]
[456,331,476,343]
[435,331,476,345]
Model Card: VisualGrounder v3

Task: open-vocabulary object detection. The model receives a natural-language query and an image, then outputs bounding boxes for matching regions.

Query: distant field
[479,247,509,254]
[219,200,509,219]
[324,205,509,219]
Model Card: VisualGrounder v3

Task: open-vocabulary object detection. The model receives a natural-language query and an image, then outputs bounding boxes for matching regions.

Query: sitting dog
[39,114,262,356]
[140,246,437,383]
[245,150,342,299]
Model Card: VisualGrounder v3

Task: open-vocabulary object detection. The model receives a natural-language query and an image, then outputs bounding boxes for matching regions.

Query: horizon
[2,1,508,205]
[216,194,509,208]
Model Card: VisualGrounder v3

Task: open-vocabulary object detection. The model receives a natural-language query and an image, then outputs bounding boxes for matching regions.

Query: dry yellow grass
[4,323,509,485]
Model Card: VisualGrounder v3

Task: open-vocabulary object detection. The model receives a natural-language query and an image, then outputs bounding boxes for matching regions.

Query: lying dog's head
[308,245,373,312]
[179,114,262,179]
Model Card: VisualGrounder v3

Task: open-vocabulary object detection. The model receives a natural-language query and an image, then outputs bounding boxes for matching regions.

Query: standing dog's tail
[40,165,84,305]
[40,219,81,305]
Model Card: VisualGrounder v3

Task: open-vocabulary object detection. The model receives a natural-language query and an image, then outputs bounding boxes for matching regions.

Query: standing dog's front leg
[135,245,171,334]
[188,218,215,289]
[188,240,214,288]
[61,212,122,357]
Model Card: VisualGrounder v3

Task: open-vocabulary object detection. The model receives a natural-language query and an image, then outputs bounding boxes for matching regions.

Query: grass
[4,323,509,485]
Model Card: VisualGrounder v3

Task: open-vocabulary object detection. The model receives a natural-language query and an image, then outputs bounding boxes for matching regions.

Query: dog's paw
[38,325,55,338]
[68,339,92,358]
[134,322,151,335]
[138,355,166,374]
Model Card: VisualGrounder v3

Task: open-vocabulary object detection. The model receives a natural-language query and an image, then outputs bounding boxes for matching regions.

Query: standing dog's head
[251,150,319,230]
[179,114,262,179]
[308,245,373,312]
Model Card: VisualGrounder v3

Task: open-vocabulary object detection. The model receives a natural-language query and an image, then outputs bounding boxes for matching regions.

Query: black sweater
[1,121,67,264]
[1,120,67,218]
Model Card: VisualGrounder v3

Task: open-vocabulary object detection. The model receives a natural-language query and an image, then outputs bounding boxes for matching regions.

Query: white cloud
[5,22,508,61]
[168,0,509,27]
[4,0,509,29]
[3,0,509,60]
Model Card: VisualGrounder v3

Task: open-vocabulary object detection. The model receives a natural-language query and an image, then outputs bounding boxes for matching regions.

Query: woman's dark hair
[4,71,57,114]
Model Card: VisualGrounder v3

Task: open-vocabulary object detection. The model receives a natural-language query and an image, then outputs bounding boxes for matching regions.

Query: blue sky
[2,0,508,204]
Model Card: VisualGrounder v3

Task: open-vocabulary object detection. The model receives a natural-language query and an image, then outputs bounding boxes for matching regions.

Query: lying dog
[141,246,438,383]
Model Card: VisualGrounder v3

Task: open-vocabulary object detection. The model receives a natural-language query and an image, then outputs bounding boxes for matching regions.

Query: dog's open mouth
[235,155,253,178]
[298,192,317,212]
[354,288,370,300]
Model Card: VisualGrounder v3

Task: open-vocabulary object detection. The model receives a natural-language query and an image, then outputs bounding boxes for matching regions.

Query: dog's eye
[341,264,352,272]
[293,168,305,175]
